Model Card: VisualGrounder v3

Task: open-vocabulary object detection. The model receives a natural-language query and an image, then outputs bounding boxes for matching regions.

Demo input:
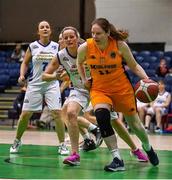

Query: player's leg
[111,112,148,162]
[144,107,154,131]
[124,113,159,166]
[93,103,125,172]
[77,116,102,147]
[63,101,81,165]
[10,86,42,153]
[46,86,69,155]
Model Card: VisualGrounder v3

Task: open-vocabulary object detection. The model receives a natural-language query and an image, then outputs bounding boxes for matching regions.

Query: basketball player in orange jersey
[77,18,159,171]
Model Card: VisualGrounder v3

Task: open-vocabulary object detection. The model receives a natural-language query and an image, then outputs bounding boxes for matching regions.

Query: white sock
[111,149,121,160]
[88,124,97,131]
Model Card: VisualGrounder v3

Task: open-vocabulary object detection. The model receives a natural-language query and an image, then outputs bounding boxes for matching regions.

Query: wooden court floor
[0,130,172,179]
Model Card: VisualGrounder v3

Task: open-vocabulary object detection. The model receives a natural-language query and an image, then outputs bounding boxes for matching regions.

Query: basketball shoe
[142,145,159,166]
[58,143,70,155]
[82,139,96,151]
[63,152,80,166]
[104,157,125,172]
[10,139,22,153]
[130,148,148,162]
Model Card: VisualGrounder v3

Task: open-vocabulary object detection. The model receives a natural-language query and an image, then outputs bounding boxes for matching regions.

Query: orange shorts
[90,90,137,115]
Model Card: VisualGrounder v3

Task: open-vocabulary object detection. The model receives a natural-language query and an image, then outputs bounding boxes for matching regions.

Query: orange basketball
[134,79,159,103]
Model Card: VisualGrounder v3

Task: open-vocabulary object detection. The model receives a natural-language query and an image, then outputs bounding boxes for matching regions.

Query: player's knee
[155,108,161,113]
[67,110,77,121]
[51,110,60,119]
[95,108,114,138]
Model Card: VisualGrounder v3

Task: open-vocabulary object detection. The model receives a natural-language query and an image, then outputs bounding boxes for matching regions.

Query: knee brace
[95,108,114,138]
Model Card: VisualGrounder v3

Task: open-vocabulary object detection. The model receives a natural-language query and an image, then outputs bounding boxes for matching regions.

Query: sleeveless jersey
[153,91,170,107]
[28,40,59,86]
[86,37,131,93]
[58,48,90,92]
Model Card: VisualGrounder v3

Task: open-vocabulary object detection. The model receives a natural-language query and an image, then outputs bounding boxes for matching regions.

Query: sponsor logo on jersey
[90,55,96,59]
[110,51,116,58]
[90,64,117,69]
[40,51,53,54]
[32,45,39,49]
[51,45,57,50]
[70,65,77,72]
[63,57,69,61]
[24,99,29,103]
[36,53,54,61]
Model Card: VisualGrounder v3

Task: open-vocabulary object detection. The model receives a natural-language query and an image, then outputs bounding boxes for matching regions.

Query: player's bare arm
[118,41,148,79]
[77,42,87,82]
[18,48,32,86]
[42,56,60,81]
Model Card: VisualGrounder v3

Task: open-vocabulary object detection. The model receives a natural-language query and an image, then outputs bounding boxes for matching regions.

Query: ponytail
[109,24,129,41]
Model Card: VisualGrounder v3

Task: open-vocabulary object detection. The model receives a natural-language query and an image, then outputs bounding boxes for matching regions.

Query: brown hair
[61,26,85,44]
[158,79,165,85]
[37,20,51,31]
[36,20,53,38]
[91,18,129,41]
[61,26,79,38]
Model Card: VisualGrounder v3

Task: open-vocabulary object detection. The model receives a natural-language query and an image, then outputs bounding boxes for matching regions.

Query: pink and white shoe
[63,152,80,166]
[130,148,148,162]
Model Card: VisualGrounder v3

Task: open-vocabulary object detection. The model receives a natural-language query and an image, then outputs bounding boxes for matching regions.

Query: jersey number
[42,62,48,71]
[98,70,111,75]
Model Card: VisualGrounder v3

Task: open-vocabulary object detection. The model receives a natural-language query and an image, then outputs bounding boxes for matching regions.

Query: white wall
[95,0,172,50]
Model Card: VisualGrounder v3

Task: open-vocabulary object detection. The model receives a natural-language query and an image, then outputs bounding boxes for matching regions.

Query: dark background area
[0,0,95,42]
[0,0,166,51]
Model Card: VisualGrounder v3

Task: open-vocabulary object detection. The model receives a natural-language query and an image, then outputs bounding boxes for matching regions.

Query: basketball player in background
[144,80,171,133]
[10,21,69,155]
[58,33,66,50]
[77,18,159,171]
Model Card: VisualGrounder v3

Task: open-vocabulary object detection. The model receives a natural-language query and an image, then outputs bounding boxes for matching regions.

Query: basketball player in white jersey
[42,26,103,166]
[10,21,69,155]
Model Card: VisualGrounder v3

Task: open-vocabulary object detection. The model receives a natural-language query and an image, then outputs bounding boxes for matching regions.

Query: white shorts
[84,103,118,120]
[22,84,61,111]
[64,88,89,111]
[147,106,168,116]
[137,100,149,108]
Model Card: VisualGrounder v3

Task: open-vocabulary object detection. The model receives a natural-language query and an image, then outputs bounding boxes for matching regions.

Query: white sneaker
[10,139,22,153]
[58,143,70,155]
[154,127,161,133]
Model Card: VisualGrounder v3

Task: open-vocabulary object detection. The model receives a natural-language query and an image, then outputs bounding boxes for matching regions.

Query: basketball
[134,79,159,103]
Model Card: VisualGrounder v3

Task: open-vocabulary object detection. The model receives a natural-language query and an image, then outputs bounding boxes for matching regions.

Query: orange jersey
[86,37,132,94]
[86,37,137,115]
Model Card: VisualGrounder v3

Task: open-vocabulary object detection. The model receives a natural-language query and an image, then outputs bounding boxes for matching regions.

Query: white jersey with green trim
[28,40,59,87]
[58,48,90,92]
